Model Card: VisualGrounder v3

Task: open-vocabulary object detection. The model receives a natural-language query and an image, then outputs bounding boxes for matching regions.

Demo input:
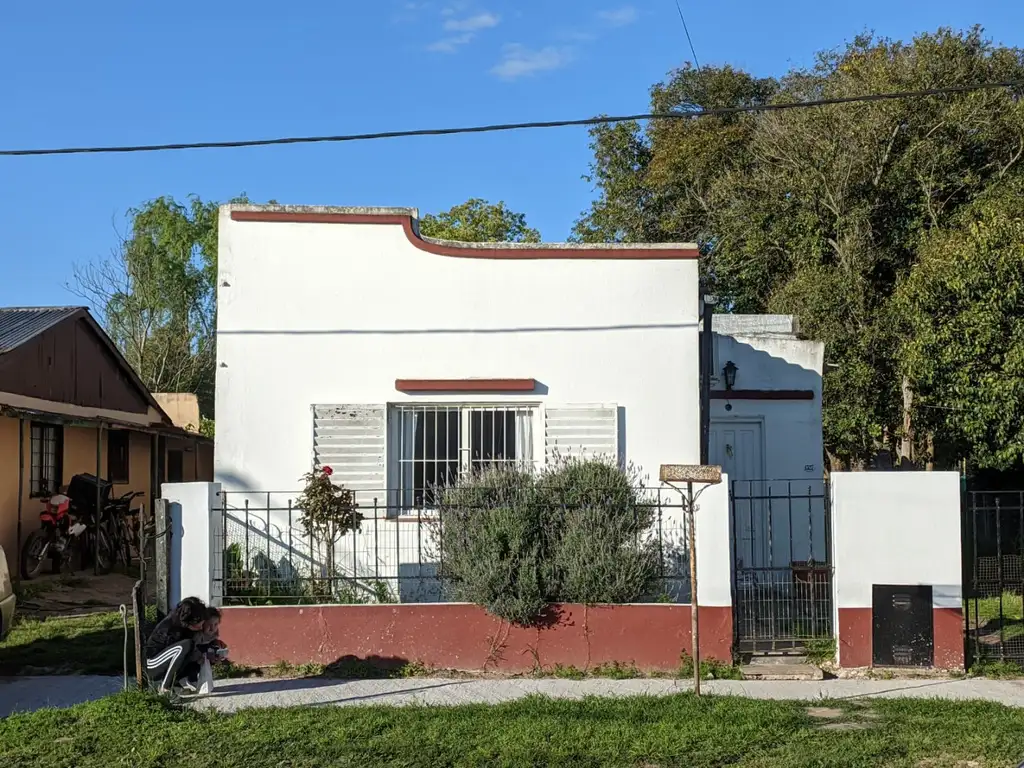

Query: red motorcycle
[20,492,110,579]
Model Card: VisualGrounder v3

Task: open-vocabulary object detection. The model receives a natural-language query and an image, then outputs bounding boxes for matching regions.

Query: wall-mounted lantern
[722,360,738,391]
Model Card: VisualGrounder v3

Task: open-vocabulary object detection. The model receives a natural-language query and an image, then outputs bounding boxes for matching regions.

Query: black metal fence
[211,488,694,607]
[963,490,1024,667]
[730,479,833,653]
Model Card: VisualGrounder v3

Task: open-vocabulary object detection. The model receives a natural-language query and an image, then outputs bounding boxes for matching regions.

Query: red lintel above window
[395,378,537,393]
[710,389,815,401]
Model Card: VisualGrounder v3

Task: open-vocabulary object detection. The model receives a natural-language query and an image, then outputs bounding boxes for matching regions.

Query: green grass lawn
[0,611,134,675]
[3,692,1024,768]
[973,592,1024,623]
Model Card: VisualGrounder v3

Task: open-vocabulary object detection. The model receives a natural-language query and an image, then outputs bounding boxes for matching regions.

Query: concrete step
[741,655,811,667]
[746,653,811,666]
[740,663,824,681]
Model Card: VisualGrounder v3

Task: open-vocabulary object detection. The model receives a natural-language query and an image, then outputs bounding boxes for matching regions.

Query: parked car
[0,543,15,639]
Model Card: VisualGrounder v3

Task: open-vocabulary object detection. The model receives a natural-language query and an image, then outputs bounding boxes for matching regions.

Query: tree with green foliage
[420,198,541,242]
[71,195,245,418]
[574,27,1024,469]
[895,179,1024,470]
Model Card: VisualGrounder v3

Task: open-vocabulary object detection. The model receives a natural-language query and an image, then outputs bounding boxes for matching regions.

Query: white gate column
[161,482,223,607]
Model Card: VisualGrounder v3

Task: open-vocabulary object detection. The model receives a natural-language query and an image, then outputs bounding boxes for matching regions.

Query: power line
[2,80,1022,158]
[674,0,701,72]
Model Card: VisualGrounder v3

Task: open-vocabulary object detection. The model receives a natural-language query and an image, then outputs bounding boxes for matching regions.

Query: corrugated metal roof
[0,307,85,354]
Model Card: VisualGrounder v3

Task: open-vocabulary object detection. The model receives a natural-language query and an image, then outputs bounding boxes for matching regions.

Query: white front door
[709,421,764,486]
[710,421,767,569]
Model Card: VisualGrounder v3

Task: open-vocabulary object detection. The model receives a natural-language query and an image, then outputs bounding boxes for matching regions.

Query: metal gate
[962,489,1024,668]
[730,479,834,653]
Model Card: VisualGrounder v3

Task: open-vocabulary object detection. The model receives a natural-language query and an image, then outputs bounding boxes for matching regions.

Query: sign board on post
[659,464,722,697]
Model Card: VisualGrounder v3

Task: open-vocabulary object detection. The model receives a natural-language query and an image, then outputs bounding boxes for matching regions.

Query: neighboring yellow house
[0,307,213,571]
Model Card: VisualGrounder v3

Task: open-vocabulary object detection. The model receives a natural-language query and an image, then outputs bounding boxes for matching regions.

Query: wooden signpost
[659,464,723,696]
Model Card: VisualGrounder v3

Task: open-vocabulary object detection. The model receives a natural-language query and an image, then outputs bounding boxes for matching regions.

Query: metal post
[16,417,24,577]
[148,432,159,542]
[699,295,715,464]
[95,425,103,575]
[688,480,700,696]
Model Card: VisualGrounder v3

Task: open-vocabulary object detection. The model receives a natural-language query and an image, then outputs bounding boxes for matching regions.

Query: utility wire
[2,80,1022,157]
[674,0,701,72]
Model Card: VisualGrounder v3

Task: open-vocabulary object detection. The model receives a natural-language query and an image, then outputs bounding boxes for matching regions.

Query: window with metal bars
[392,404,536,512]
[30,422,64,497]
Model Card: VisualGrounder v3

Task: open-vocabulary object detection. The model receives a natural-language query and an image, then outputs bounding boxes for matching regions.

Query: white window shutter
[312,405,387,515]
[544,404,619,465]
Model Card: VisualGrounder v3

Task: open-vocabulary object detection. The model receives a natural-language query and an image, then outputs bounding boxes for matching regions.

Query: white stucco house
[216,204,701,498]
[212,203,825,600]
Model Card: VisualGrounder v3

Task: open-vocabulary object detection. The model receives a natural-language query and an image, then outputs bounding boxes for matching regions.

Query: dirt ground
[16,572,151,618]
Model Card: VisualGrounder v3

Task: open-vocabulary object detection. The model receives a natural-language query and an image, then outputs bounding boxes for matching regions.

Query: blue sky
[2,1,1022,308]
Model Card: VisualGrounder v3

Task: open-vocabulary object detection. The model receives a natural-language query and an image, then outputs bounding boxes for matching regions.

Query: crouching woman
[144,596,207,694]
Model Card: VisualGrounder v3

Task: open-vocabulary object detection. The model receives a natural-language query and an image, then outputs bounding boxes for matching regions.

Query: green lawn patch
[3,691,1024,767]
[971,592,1024,624]
[0,611,135,675]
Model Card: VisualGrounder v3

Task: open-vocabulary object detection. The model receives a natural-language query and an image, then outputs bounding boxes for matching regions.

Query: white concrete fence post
[160,482,223,608]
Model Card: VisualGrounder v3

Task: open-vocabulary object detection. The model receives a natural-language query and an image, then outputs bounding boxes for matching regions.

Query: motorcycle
[19,493,87,579]
[20,475,115,580]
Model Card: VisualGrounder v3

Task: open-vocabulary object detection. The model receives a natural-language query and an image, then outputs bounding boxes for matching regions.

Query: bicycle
[101,491,146,568]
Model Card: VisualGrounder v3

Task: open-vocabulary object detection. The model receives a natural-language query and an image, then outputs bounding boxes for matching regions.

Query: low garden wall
[219,603,733,673]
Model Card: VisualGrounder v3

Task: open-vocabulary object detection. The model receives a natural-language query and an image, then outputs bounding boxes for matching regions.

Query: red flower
[322,466,334,477]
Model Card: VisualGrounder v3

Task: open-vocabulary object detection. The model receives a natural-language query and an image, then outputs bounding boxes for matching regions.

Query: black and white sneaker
[178,679,198,695]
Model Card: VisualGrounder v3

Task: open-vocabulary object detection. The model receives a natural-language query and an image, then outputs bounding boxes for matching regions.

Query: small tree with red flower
[295,465,363,589]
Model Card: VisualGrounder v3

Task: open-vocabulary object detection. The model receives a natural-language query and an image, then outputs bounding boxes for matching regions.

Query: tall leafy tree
[420,198,541,242]
[574,27,1024,468]
[71,195,238,417]
[895,179,1024,470]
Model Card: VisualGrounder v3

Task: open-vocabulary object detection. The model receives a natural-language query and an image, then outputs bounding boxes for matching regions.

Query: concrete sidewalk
[4,675,1024,718]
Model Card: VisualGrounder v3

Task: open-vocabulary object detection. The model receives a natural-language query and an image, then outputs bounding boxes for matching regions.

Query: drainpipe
[16,417,24,577]
[699,294,716,464]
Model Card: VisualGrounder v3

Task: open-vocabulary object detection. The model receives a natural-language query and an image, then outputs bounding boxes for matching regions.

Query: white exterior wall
[216,209,699,493]
[214,206,701,602]
[710,332,824,481]
[710,331,825,569]
[831,471,962,611]
[694,478,732,607]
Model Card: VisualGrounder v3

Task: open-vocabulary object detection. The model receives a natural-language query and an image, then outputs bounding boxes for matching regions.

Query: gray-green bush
[434,458,661,625]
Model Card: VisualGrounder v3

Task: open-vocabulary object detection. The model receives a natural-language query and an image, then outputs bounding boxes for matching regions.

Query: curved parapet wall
[227,205,700,260]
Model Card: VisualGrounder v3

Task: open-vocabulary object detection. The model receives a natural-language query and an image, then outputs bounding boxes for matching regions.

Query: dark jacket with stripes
[144,613,192,659]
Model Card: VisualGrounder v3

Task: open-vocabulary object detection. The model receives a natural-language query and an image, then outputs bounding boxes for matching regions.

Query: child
[175,606,228,694]
[195,606,228,664]
[144,597,207,694]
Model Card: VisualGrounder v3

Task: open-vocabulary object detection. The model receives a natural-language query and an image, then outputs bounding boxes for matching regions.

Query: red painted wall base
[220,603,733,673]
[838,606,964,669]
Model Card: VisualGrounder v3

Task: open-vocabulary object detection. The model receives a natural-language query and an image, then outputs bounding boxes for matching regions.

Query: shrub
[434,467,548,625]
[434,457,661,625]
[541,460,659,605]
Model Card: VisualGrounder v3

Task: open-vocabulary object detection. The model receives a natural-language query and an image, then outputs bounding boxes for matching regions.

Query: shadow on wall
[212,471,259,494]
[713,334,822,394]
